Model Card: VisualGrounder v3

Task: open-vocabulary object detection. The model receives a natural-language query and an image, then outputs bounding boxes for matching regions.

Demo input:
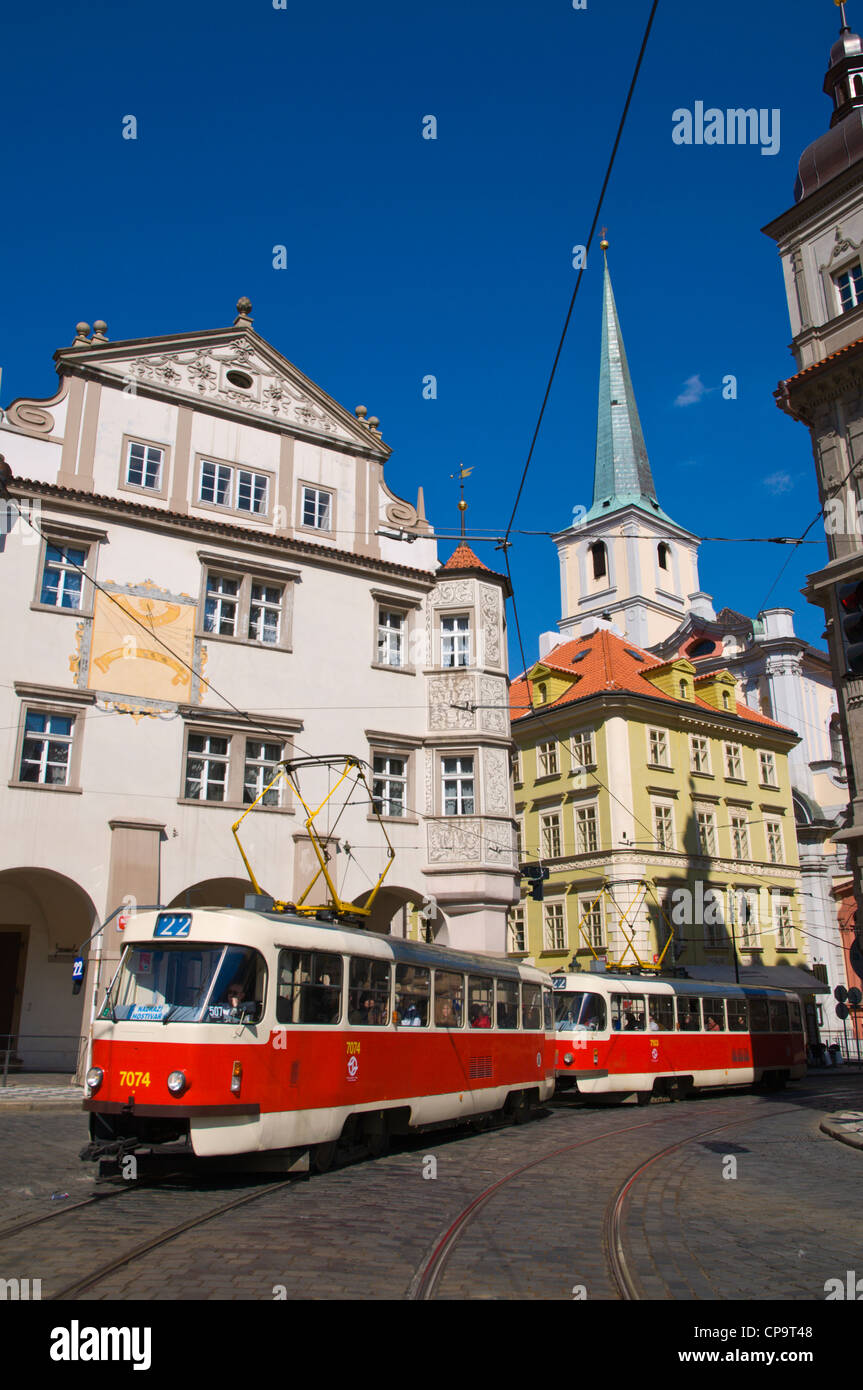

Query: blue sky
[0,0,847,667]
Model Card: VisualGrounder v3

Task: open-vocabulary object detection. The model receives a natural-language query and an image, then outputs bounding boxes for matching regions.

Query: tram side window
[276,951,342,1025]
[702,998,726,1032]
[521,983,542,1031]
[611,995,645,1031]
[555,991,607,1032]
[496,979,520,1029]
[348,957,391,1025]
[727,999,749,1032]
[468,976,494,1028]
[748,998,770,1033]
[434,970,464,1028]
[647,996,674,1032]
[543,987,554,1032]
[769,999,790,1032]
[395,964,430,1026]
[789,999,803,1034]
[676,997,701,1031]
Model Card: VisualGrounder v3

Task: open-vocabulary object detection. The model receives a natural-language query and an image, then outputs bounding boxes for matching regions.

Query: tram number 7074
[119,1071,150,1089]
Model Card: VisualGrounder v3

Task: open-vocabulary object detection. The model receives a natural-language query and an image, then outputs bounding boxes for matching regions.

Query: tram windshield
[554,991,606,1032]
[99,943,266,1023]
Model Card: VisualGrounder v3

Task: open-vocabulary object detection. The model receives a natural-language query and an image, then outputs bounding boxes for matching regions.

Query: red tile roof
[510,628,795,734]
[781,335,863,388]
[441,541,489,571]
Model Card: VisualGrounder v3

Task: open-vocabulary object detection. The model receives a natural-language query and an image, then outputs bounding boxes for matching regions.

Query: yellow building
[510,629,824,1019]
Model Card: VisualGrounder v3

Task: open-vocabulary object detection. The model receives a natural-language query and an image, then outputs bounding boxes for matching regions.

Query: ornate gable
[52,318,389,457]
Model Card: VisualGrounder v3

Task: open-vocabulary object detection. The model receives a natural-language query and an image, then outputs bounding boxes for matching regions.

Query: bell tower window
[657,542,670,571]
[590,541,607,581]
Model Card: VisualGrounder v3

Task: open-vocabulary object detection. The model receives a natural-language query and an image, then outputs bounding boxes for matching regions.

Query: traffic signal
[837,579,863,674]
[521,864,550,900]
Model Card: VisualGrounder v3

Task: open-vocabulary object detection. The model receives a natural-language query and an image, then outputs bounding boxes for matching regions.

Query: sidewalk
[820,1111,863,1151]
[0,1073,84,1112]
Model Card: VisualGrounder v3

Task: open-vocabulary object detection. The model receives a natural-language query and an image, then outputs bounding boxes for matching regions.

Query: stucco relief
[483,820,517,868]
[479,676,508,733]
[99,344,354,443]
[479,585,501,667]
[5,400,56,434]
[483,746,510,814]
[428,674,475,729]
[427,818,481,862]
[433,580,472,608]
[424,748,433,815]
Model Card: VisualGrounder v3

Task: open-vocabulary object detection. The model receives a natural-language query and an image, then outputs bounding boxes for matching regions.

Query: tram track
[410,1082,863,1301]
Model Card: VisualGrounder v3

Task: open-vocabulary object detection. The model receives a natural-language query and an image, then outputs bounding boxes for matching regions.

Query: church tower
[554,241,712,648]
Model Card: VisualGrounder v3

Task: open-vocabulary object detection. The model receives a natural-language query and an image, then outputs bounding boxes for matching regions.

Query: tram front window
[555,991,606,1032]
[100,944,266,1023]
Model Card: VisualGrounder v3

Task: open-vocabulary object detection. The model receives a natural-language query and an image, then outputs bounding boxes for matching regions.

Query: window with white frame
[301,485,333,531]
[648,727,670,767]
[538,740,559,777]
[249,583,283,645]
[690,734,711,774]
[441,614,470,668]
[40,543,88,610]
[182,727,292,807]
[571,729,595,769]
[508,905,526,953]
[442,755,474,815]
[377,610,405,667]
[540,810,562,859]
[185,732,231,801]
[759,750,777,787]
[575,804,598,853]
[578,895,605,949]
[765,819,784,864]
[199,460,270,516]
[512,749,523,785]
[201,568,289,648]
[733,889,760,947]
[725,743,743,779]
[695,808,718,856]
[703,886,725,948]
[244,740,284,806]
[126,441,163,491]
[653,802,674,851]
[543,901,567,952]
[836,262,863,312]
[730,813,750,860]
[18,710,76,786]
[204,573,241,636]
[774,897,794,949]
[372,753,407,818]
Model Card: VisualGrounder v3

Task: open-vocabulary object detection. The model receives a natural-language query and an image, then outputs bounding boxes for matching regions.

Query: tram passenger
[401,1002,422,1026]
[349,993,376,1025]
[706,1015,721,1032]
[436,997,457,1027]
[470,1005,491,1028]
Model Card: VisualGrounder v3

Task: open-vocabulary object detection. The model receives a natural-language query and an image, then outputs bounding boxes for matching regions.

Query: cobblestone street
[1,1075,860,1302]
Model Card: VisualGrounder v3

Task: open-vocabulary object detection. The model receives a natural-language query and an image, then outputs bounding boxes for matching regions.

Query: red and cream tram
[552,970,807,1103]
[83,907,556,1170]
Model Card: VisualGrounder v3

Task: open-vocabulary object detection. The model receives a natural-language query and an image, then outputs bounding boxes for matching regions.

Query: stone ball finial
[234,296,253,327]
[92,320,109,342]
[355,405,367,419]
[73,322,91,346]
[367,416,380,431]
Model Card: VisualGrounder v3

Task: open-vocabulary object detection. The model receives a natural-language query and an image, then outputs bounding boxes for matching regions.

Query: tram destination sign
[154,913,192,938]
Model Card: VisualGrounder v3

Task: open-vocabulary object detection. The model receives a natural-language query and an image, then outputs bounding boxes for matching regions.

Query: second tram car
[83,907,557,1170]
[552,970,806,1102]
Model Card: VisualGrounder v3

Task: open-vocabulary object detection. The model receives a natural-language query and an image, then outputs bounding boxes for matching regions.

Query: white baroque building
[0,300,518,1070]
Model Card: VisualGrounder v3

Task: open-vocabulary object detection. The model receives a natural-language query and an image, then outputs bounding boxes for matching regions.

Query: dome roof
[831,28,863,64]
[795,109,863,201]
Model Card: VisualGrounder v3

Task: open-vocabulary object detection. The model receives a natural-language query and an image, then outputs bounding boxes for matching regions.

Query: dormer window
[679,679,689,699]
[835,263,863,312]
[657,542,670,571]
[590,541,607,581]
[722,690,730,709]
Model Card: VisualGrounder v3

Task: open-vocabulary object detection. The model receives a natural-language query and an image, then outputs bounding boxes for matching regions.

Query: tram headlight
[167,1070,188,1096]
[86,1067,103,1095]
[563,1053,574,1066]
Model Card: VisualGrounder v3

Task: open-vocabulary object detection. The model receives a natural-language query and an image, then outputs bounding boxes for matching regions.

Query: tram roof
[555,967,827,996]
[123,907,546,983]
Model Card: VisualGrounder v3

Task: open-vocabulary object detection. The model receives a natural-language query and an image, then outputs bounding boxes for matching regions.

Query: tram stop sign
[835,984,848,1003]
[850,987,863,1007]
[837,1003,851,1021]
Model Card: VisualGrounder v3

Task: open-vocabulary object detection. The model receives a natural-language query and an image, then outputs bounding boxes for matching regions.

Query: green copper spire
[584,244,671,524]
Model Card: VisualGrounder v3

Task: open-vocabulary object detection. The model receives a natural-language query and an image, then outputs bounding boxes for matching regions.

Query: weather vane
[837,0,850,30]
[450,464,474,537]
